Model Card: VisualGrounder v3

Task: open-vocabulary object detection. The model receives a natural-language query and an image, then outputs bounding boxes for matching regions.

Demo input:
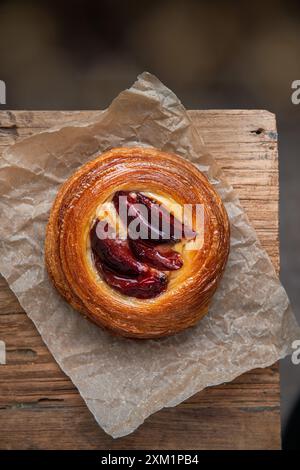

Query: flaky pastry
[45,147,230,338]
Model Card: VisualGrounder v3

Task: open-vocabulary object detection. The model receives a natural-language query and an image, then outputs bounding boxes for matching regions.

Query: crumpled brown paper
[0,72,299,438]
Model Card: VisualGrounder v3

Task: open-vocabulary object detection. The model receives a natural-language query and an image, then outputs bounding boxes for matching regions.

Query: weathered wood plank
[0,110,280,449]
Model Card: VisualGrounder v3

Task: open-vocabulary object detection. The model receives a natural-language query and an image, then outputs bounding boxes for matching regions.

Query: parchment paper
[0,72,299,438]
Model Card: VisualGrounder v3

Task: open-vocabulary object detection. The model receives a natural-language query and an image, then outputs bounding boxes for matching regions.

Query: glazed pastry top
[45,147,230,338]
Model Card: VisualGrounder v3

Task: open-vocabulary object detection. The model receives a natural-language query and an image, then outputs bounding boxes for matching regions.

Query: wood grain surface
[0,110,280,450]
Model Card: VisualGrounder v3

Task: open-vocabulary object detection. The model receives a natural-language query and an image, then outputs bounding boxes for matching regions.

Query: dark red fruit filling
[90,191,194,299]
[100,264,168,299]
[90,222,148,275]
[129,238,183,271]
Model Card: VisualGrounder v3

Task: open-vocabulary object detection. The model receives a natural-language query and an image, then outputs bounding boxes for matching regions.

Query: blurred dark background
[0,0,299,449]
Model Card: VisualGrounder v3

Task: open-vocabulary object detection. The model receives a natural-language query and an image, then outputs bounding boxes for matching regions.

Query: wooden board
[0,110,280,450]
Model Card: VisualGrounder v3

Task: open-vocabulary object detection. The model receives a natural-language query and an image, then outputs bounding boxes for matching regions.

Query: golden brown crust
[45,147,230,338]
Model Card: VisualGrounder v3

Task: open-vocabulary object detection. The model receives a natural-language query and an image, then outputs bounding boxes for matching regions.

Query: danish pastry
[45,147,230,338]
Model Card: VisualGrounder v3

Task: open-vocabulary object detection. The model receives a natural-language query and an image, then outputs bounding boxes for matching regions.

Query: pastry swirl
[45,147,230,338]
